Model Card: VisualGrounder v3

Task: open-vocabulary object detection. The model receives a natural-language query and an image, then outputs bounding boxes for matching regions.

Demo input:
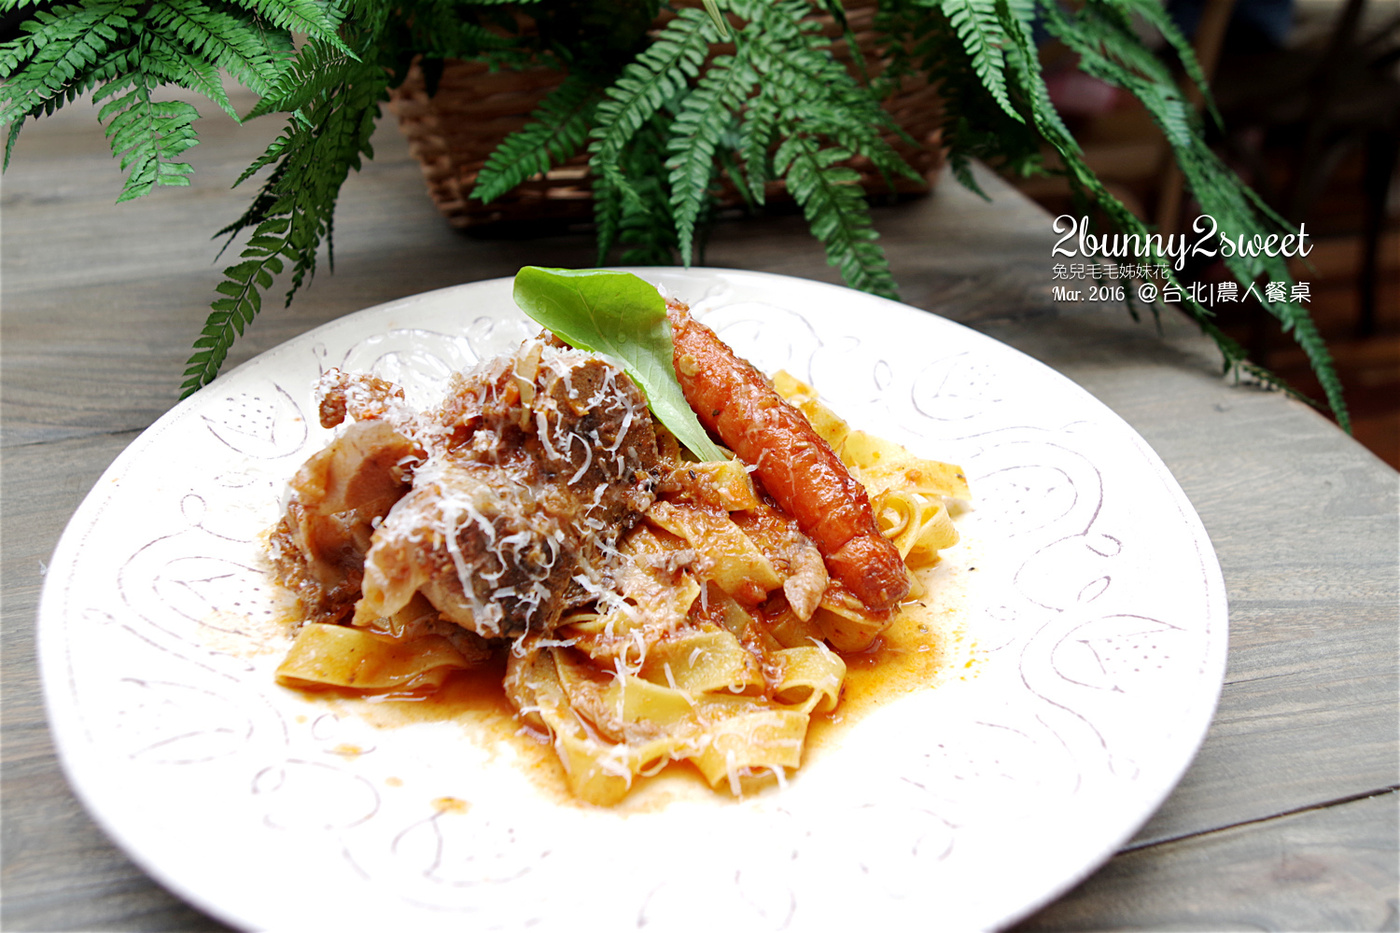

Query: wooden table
[4,95,1396,932]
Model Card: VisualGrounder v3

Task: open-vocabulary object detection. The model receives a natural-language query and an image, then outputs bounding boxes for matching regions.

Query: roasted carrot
[667,303,910,612]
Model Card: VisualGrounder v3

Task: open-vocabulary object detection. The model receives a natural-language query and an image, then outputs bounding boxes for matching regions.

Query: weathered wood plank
[1016,789,1400,931]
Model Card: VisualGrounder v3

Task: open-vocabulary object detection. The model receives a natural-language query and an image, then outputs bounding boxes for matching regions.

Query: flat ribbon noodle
[276,622,476,692]
[505,609,846,804]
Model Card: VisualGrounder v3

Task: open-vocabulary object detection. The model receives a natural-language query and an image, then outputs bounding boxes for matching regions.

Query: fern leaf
[774,127,898,299]
[713,141,756,208]
[182,51,388,396]
[724,0,910,295]
[747,0,924,186]
[587,7,716,172]
[1111,0,1220,126]
[616,115,681,266]
[399,1,525,61]
[584,5,717,263]
[1,0,306,184]
[936,0,1021,124]
[472,73,602,204]
[237,0,352,59]
[244,39,358,120]
[994,0,1078,152]
[737,88,780,206]
[0,2,138,127]
[875,1,1041,196]
[592,165,625,266]
[95,69,200,202]
[143,0,285,101]
[139,34,237,119]
[666,52,758,265]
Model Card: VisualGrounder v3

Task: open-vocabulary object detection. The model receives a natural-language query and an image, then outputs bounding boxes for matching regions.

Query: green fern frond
[616,115,681,266]
[0,0,307,185]
[0,1,139,156]
[214,156,291,257]
[876,0,1040,198]
[244,39,360,120]
[1112,0,1220,126]
[730,0,907,292]
[666,51,758,265]
[1,0,1347,425]
[587,6,715,171]
[586,4,713,265]
[181,48,388,397]
[737,88,780,206]
[774,128,898,299]
[237,0,349,53]
[937,0,1020,124]
[745,23,918,191]
[143,0,286,100]
[993,0,1077,153]
[91,67,200,202]
[993,0,1170,319]
[591,165,625,266]
[713,139,756,208]
[398,0,526,61]
[472,73,602,204]
[139,34,239,118]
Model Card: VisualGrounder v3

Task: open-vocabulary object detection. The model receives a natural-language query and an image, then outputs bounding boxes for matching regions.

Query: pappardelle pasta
[268,286,969,806]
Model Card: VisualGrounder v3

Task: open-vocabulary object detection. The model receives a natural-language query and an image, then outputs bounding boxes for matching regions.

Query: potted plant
[0,0,1346,426]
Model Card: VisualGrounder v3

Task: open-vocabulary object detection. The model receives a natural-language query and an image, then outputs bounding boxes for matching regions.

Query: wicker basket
[386,2,945,229]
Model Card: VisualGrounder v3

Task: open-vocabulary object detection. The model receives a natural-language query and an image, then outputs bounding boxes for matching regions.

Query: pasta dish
[267,273,970,805]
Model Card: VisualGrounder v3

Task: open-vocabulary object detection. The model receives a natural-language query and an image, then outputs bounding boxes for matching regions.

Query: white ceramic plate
[39,269,1227,931]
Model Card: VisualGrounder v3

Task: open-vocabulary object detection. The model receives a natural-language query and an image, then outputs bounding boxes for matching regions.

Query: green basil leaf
[512,266,728,462]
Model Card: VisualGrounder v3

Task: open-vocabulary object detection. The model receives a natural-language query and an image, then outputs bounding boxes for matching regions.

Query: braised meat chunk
[270,339,660,641]
[267,419,419,626]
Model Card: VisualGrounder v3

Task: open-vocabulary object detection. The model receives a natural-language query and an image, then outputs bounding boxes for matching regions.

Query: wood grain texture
[2,90,1396,932]
[1019,789,1400,932]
